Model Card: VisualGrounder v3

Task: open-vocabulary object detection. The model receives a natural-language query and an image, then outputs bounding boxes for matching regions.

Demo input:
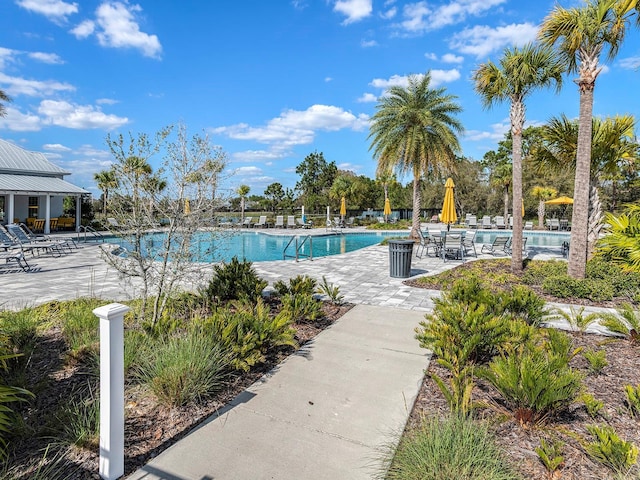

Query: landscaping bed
[395,259,640,479]
[1,268,351,479]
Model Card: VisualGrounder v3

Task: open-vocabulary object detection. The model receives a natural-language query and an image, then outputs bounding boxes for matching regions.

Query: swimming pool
[102,229,570,263]
[103,230,405,263]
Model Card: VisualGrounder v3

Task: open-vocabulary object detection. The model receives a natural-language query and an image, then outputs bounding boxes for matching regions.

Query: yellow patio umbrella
[545,196,573,205]
[383,197,391,221]
[440,177,457,230]
[522,199,525,217]
[340,196,346,218]
[184,198,191,215]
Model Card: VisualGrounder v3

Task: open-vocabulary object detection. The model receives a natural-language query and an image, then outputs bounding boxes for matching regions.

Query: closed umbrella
[340,196,346,221]
[184,198,191,215]
[383,197,391,222]
[440,178,457,231]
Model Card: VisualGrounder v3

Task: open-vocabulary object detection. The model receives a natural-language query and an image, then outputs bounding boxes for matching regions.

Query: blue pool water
[102,229,570,263]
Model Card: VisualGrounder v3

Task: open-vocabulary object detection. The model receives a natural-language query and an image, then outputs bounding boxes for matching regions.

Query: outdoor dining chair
[441,232,464,262]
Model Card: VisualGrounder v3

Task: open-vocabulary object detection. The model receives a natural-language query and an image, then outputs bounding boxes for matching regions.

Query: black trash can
[388,239,414,278]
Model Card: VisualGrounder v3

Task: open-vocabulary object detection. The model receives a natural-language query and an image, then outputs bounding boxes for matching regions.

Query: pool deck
[0,225,570,311]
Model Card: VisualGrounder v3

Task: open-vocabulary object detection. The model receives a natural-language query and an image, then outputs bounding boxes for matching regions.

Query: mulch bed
[4,301,353,479]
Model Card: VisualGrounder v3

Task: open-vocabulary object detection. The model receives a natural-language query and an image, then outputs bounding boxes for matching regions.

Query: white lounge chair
[462,231,477,257]
[481,236,510,255]
[524,221,533,230]
[296,217,312,228]
[274,216,285,228]
[495,216,506,229]
[255,215,268,228]
[241,216,253,228]
[481,216,492,229]
[286,215,297,228]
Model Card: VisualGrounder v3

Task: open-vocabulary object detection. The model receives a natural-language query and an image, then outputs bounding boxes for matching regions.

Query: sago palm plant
[596,206,640,272]
[601,303,640,343]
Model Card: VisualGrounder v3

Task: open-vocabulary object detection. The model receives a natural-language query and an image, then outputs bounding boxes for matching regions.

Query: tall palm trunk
[503,186,509,220]
[103,189,108,216]
[538,200,546,229]
[411,176,421,239]
[568,73,596,279]
[510,99,525,272]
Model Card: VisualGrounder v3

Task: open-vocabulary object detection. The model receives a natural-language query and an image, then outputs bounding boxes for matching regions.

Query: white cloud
[357,92,377,103]
[27,51,64,64]
[16,0,78,22]
[43,143,71,151]
[424,52,437,60]
[619,56,640,69]
[441,53,464,64]
[370,70,460,90]
[72,2,162,59]
[450,23,538,59]
[96,97,118,105]
[325,77,333,82]
[397,0,507,34]
[337,162,362,172]
[380,6,397,19]
[333,0,372,24]
[0,72,75,96]
[0,48,18,70]
[234,166,263,175]
[0,107,41,131]
[38,99,129,129]
[361,39,378,48]
[465,120,509,142]
[232,149,287,163]
[213,104,369,148]
[70,20,95,38]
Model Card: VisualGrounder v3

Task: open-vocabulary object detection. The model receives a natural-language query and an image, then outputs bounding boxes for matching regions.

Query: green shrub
[317,276,344,305]
[384,415,522,480]
[542,275,614,301]
[430,365,475,416]
[496,286,548,327]
[479,333,583,425]
[585,425,638,474]
[416,300,511,366]
[624,384,640,417]
[553,306,603,333]
[601,304,640,343]
[535,438,564,477]
[0,352,33,460]
[280,293,323,324]
[273,275,317,296]
[203,257,267,304]
[521,260,567,285]
[137,331,230,406]
[583,349,608,375]
[581,392,604,418]
[447,276,496,307]
[200,299,297,372]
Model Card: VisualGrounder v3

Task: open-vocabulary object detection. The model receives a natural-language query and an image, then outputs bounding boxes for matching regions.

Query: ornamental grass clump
[136,331,230,406]
[383,415,522,480]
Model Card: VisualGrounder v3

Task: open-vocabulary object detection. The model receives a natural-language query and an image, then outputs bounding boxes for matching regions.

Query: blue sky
[1,0,639,199]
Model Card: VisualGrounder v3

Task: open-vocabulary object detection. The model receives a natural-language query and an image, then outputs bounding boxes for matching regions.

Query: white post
[7,193,14,224]
[326,205,330,224]
[94,303,130,480]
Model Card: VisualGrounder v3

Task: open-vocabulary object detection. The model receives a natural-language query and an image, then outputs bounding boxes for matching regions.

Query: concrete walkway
[127,304,430,480]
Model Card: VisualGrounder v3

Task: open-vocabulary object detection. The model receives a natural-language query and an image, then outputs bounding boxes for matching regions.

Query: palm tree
[473,43,564,272]
[93,168,119,216]
[532,114,638,255]
[490,162,512,220]
[0,89,10,117]
[539,0,634,278]
[531,185,558,229]
[237,184,250,221]
[368,72,463,238]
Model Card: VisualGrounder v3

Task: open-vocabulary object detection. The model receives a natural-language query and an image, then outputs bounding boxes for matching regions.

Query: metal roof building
[0,139,89,233]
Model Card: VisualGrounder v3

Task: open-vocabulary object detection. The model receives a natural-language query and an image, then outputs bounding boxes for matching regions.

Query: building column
[7,194,14,224]
[75,195,81,231]
[44,194,51,234]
